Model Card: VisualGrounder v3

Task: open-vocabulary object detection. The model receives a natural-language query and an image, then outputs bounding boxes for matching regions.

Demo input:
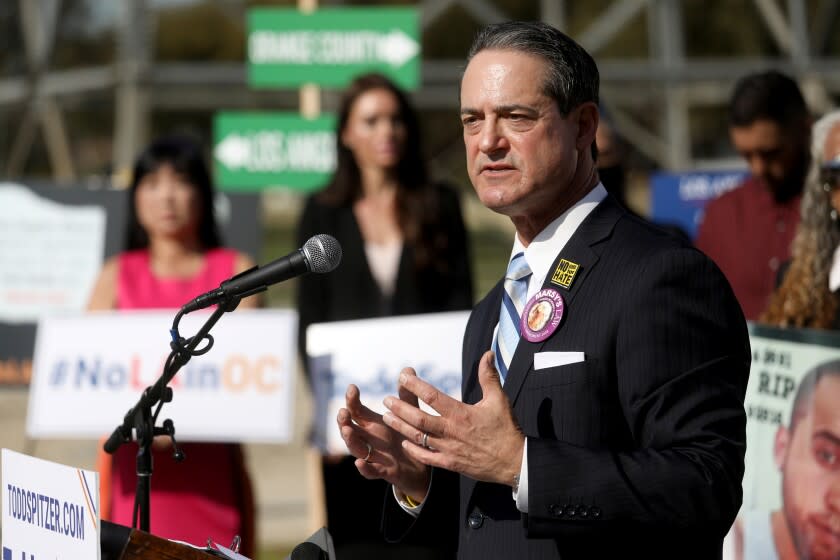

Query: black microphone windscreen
[290,541,327,560]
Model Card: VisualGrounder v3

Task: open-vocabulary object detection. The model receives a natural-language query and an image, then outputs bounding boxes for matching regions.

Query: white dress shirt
[506,184,606,512]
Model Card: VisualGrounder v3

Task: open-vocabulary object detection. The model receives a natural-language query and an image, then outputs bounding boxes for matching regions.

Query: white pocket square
[534,351,585,370]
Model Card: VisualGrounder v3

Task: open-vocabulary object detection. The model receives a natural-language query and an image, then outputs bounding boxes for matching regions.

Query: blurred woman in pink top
[87,135,257,556]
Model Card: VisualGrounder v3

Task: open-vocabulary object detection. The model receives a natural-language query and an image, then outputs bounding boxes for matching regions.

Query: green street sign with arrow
[247,7,420,90]
[213,112,336,192]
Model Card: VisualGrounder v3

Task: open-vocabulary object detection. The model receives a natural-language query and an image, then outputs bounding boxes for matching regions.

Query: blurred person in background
[595,104,628,205]
[87,135,257,556]
[696,70,811,320]
[596,104,688,241]
[726,110,840,560]
[295,72,473,559]
[762,110,840,329]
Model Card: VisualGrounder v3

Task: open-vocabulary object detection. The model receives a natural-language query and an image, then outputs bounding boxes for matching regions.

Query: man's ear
[575,102,599,152]
[774,424,790,470]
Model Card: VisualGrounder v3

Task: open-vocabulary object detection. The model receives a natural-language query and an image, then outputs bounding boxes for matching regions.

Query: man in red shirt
[696,70,811,320]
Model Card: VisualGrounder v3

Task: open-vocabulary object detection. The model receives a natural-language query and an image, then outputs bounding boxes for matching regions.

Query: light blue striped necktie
[492,252,532,383]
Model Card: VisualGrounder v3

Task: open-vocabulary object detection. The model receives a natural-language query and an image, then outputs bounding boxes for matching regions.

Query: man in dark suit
[336,21,750,559]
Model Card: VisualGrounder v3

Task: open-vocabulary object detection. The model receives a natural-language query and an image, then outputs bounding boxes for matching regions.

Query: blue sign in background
[650,170,748,239]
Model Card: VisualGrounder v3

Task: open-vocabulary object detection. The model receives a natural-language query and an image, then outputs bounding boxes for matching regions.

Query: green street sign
[248,7,420,90]
[213,112,336,192]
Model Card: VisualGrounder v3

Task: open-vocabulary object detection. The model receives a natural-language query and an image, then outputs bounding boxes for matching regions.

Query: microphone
[181,234,342,312]
[284,527,335,560]
[290,542,328,560]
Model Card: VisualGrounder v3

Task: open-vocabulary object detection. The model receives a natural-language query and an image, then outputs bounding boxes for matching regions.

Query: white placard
[307,311,469,454]
[2,449,100,560]
[721,325,840,559]
[0,183,106,322]
[27,309,298,443]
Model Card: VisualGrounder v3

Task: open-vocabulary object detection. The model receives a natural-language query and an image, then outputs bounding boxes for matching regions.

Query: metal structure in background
[2,0,839,180]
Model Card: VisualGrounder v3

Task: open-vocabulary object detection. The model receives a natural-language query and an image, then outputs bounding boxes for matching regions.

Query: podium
[101,521,221,560]
[102,521,335,560]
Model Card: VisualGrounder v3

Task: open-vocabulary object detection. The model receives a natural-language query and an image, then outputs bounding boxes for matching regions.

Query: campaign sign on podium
[2,449,100,560]
[27,309,297,443]
[307,311,469,454]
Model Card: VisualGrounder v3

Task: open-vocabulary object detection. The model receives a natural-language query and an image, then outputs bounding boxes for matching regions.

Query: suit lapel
[463,282,503,404]
[501,196,625,406]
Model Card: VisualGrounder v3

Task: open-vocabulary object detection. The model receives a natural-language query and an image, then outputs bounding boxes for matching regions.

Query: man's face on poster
[776,375,840,559]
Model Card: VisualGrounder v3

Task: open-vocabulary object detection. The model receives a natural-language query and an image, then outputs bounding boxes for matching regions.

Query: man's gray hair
[467,21,600,115]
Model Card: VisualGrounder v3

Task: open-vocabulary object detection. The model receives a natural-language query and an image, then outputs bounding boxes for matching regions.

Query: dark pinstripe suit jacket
[384,194,750,559]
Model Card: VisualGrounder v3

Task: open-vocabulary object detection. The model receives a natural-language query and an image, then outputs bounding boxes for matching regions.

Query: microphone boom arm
[102,296,239,532]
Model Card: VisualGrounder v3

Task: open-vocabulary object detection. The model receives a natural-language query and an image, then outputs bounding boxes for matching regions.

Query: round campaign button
[520,288,565,343]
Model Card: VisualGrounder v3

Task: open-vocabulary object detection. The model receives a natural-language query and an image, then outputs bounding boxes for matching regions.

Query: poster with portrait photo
[724,323,840,560]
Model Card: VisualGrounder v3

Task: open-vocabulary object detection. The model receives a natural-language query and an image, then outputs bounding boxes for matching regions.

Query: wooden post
[299,0,321,119]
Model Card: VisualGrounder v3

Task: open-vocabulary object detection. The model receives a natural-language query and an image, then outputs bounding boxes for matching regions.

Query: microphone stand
[102,296,242,533]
